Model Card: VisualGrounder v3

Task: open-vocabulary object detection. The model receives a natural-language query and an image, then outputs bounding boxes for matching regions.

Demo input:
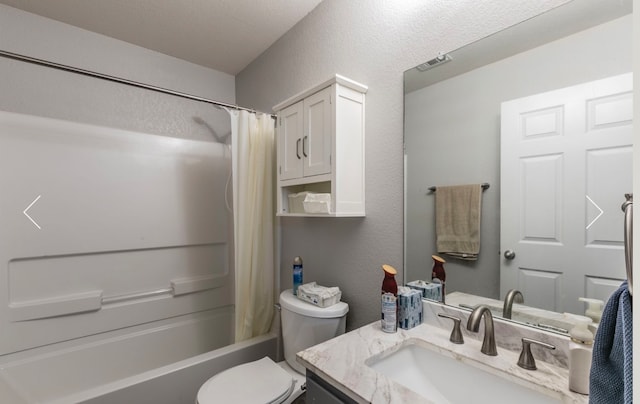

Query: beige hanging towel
[435,184,482,261]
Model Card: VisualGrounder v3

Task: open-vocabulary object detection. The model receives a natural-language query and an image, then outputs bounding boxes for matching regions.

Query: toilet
[196,289,349,404]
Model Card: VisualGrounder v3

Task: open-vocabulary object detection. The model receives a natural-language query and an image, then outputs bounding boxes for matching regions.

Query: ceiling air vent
[415,53,452,72]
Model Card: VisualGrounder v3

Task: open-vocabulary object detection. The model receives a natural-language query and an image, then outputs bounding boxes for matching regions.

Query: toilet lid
[197,357,294,404]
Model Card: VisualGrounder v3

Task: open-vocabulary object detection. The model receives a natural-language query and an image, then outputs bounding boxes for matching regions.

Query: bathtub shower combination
[0,111,277,403]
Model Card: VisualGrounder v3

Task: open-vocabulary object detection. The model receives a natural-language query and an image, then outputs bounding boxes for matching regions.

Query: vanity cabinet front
[306,371,357,404]
[274,75,367,217]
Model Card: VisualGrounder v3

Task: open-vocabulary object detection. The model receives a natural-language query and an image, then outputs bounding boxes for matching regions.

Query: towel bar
[622,193,633,296]
[428,183,490,193]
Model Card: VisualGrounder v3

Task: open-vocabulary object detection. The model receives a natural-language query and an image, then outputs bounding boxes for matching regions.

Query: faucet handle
[517,337,555,370]
[437,313,464,344]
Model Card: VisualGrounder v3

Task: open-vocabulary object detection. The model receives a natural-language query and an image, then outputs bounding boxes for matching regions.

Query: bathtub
[0,308,278,404]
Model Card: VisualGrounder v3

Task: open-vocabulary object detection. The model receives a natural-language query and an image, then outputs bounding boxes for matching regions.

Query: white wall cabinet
[273,75,367,217]
[278,88,332,180]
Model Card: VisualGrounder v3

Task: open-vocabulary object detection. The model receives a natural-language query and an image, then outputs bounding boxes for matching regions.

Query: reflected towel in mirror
[435,184,482,260]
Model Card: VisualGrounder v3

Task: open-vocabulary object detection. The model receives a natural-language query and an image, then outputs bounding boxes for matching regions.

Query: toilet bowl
[196,289,348,404]
[196,357,305,404]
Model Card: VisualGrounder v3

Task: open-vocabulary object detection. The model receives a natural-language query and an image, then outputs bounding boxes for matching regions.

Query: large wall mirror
[404,0,633,334]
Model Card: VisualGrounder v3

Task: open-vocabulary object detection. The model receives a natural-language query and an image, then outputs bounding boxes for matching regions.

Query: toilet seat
[197,357,295,404]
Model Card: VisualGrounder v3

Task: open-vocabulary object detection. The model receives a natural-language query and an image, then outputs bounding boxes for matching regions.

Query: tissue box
[303,193,331,214]
[397,287,423,330]
[407,280,442,302]
[297,282,342,307]
[288,192,310,214]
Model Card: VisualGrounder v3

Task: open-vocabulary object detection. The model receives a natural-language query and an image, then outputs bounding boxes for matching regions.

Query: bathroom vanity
[297,301,588,403]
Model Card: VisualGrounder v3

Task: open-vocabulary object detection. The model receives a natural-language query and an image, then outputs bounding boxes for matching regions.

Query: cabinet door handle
[303,136,308,157]
[296,138,301,159]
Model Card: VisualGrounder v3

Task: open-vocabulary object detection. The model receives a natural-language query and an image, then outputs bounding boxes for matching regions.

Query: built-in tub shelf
[9,274,226,322]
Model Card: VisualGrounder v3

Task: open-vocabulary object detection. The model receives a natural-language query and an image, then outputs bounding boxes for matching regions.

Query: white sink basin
[368,341,562,404]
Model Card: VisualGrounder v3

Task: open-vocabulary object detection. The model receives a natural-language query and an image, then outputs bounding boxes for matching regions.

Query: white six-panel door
[500,73,632,315]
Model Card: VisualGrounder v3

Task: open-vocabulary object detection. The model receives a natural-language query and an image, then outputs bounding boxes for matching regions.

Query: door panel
[520,154,563,243]
[586,276,627,302]
[278,102,304,180]
[518,268,562,312]
[585,146,632,245]
[304,88,332,177]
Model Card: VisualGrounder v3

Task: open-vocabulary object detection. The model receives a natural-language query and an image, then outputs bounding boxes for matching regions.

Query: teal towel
[589,281,632,403]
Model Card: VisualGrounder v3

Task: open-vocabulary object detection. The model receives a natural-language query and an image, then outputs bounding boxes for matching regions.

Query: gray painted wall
[236,0,571,330]
[405,15,632,301]
[0,4,234,141]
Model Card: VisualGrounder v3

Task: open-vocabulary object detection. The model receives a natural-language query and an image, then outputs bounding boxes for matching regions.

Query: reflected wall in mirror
[404,0,633,333]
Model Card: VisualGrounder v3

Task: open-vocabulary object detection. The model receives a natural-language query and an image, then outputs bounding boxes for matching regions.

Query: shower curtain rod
[0,49,276,119]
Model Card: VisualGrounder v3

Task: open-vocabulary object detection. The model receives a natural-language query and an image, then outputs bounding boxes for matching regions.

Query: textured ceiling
[0,0,323,75]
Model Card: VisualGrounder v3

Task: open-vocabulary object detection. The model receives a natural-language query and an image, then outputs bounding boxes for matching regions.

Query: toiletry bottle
[431,255,446,303]
[381,264,398,333]
[568,315,593,394]
[578,297,604,324]
[293,256,303,296]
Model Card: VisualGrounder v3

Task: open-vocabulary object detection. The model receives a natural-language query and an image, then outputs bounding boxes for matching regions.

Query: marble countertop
[297,321,588,404]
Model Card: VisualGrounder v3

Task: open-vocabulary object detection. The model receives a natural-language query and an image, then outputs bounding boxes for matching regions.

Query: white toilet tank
[279,289,349,374]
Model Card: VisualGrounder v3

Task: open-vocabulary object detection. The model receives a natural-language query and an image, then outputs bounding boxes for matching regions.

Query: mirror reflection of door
[500,73,632,315]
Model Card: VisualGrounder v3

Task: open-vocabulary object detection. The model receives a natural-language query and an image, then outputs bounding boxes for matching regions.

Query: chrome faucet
[502,289,524,319]
[466,305,497,356]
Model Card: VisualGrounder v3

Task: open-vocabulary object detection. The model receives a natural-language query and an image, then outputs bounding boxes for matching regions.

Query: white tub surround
[0,112,238,404]
[297,321,587,404]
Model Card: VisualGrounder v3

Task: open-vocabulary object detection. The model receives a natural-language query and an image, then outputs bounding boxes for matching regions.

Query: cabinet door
[278,101,304,181]
[306,371,358,403]
[303,87,332,177]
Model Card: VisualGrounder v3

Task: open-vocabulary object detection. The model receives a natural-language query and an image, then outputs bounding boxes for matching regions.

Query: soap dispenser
[578,297,604,324]
[567,315,594,395]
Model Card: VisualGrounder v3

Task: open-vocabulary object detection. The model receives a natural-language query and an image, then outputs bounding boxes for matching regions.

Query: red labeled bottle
[381,264,398,333]
[431,255,446,303]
